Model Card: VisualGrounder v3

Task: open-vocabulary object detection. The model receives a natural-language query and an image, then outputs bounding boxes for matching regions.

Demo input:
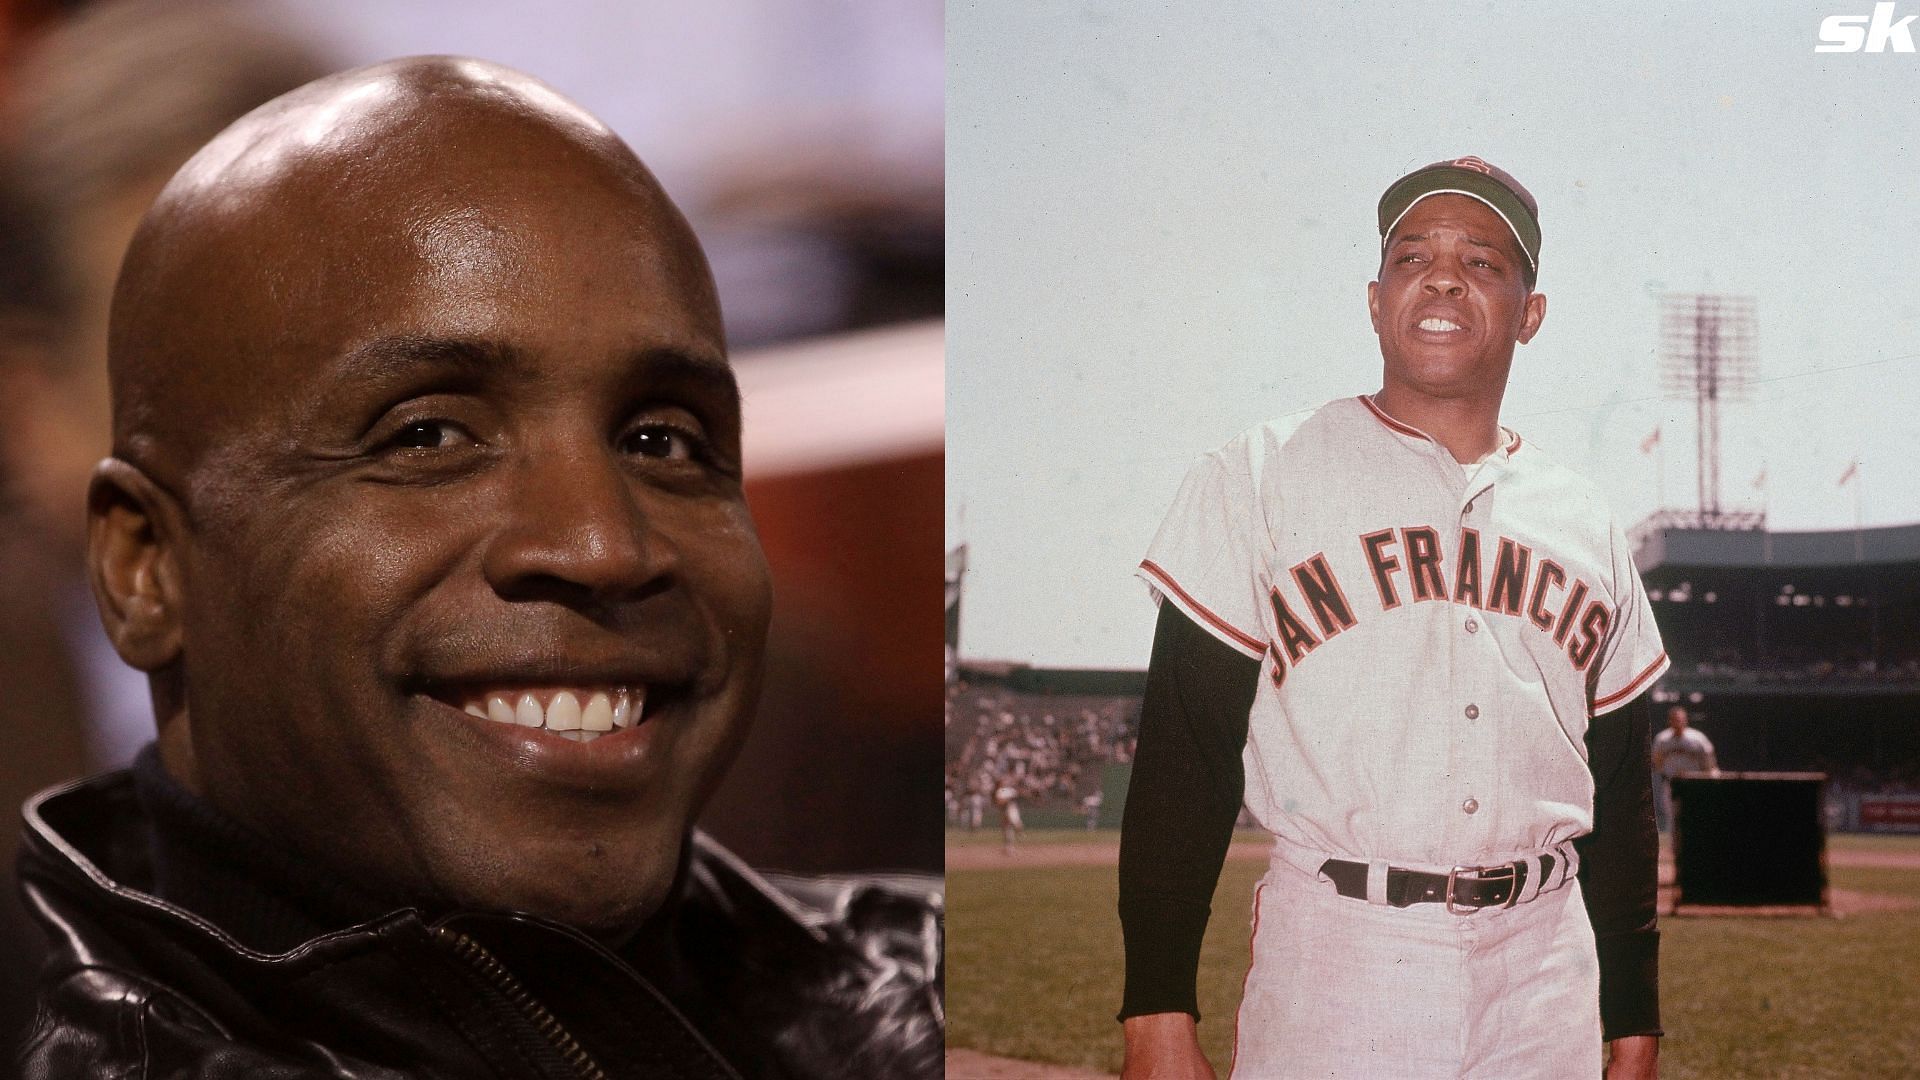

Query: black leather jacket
[13,771,942,1079]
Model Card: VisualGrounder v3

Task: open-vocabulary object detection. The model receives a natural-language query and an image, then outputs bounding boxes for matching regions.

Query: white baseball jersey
[1138,395,1668,868]
[1653,726,1716,777]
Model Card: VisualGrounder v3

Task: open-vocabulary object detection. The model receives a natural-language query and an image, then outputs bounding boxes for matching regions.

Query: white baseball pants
[1228,842,1602,1079]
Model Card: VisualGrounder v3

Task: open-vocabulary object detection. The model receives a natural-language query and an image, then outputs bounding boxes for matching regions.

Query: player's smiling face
[148,106,773,940]
[1368,194,1545,404]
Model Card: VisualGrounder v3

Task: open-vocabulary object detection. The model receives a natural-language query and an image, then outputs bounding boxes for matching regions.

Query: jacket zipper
[433,924,611,1080]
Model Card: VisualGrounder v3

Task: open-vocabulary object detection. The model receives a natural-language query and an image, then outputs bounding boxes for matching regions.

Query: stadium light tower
[1661,294,1756,527]
[946,544,968,684]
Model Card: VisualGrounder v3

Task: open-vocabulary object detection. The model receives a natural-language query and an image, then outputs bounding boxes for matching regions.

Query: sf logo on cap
[1451,157,1494,175]
[1817,2,1917,51]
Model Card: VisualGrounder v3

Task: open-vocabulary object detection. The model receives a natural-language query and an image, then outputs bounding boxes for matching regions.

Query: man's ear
[88,457,186,672]
[1517,290,1547,345]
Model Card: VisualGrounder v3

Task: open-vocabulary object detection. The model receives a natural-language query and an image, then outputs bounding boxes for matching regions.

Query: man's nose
[481,442,672,605]
[1421,258,1467,297]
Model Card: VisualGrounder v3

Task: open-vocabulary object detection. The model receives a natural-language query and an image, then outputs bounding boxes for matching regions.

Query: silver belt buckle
[1445,864,1516,915]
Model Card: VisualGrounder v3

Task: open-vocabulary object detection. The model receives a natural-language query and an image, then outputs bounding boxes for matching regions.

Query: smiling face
[1367,194,1545,407]
[96,61,771,937]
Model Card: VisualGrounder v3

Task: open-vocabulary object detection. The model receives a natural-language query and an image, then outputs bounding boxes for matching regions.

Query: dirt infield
[947,839,1275,871]
[944,1049,1116,1079]
[1821,849,1920,870]
[1656,887,1909,917]
[950,837,1920,872]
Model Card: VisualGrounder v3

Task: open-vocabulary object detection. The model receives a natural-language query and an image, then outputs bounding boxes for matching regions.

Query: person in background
[996,776,1025,854]
[1652,704,1719,833]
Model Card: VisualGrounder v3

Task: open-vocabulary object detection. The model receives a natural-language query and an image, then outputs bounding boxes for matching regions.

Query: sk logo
[1817,2,1917,51]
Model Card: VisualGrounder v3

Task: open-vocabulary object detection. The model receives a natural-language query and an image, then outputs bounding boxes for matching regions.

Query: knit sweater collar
[130,744,406,952]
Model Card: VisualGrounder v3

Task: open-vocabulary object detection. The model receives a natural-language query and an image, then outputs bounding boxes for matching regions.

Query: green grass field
[948,830,1920,1079]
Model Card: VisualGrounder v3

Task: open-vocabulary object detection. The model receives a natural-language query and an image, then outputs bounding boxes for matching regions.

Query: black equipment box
[1671,772,1828,910]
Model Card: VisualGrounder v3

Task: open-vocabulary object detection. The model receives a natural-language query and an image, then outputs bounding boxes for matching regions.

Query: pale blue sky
[948,1,1920,668]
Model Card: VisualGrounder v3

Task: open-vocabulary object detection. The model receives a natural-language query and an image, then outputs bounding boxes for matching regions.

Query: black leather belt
[1319,853,1557,913]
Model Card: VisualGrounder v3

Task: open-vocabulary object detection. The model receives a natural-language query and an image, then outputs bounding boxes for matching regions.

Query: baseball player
[1117,159,1665,1079]
[1652,705,1719,832]
[967,783,988,831]
[995,777,1026,853]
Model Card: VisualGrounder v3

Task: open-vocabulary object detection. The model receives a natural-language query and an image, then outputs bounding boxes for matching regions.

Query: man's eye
[387,420,467,450]
[622,424,707,462]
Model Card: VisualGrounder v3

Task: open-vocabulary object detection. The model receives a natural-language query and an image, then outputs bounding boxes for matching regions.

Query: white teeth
[1420,317,1461,332]
[546,691,583,731]
[515,693,544,728]
[582,693,614,732]
[462,687,645,739]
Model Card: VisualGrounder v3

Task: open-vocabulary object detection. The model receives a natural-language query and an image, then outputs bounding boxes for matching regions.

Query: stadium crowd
[944,681,1136,826]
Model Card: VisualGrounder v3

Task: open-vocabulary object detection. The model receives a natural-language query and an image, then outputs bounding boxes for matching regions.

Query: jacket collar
[18,768,943,1080]
[18,764,814,970]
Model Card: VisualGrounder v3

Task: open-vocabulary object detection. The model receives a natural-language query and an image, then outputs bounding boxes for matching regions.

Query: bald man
[14,58,940,1079]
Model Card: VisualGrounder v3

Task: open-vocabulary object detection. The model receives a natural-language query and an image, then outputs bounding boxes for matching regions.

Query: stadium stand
[1634,518,1920,830]
[945,666,1143,830]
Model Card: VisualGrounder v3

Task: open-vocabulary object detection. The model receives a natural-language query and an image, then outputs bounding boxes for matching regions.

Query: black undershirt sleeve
[1574,690,1663,1041]
[1116,602,1259,1022]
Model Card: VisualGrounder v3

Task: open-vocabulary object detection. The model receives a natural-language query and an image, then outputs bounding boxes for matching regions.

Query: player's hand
[1120,1012,1216,1080]
[1604,1034,1658,1079]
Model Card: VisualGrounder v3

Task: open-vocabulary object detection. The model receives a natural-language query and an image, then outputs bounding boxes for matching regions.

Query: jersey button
[1464,703,1480,720]
[1463,797,1479,815]
[1465,617,1479,633]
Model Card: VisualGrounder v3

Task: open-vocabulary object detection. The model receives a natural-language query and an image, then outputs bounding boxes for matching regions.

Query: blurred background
[0,0,942,1042]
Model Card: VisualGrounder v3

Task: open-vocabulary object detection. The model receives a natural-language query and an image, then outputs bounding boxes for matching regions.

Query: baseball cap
[1377,156,1540,275]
